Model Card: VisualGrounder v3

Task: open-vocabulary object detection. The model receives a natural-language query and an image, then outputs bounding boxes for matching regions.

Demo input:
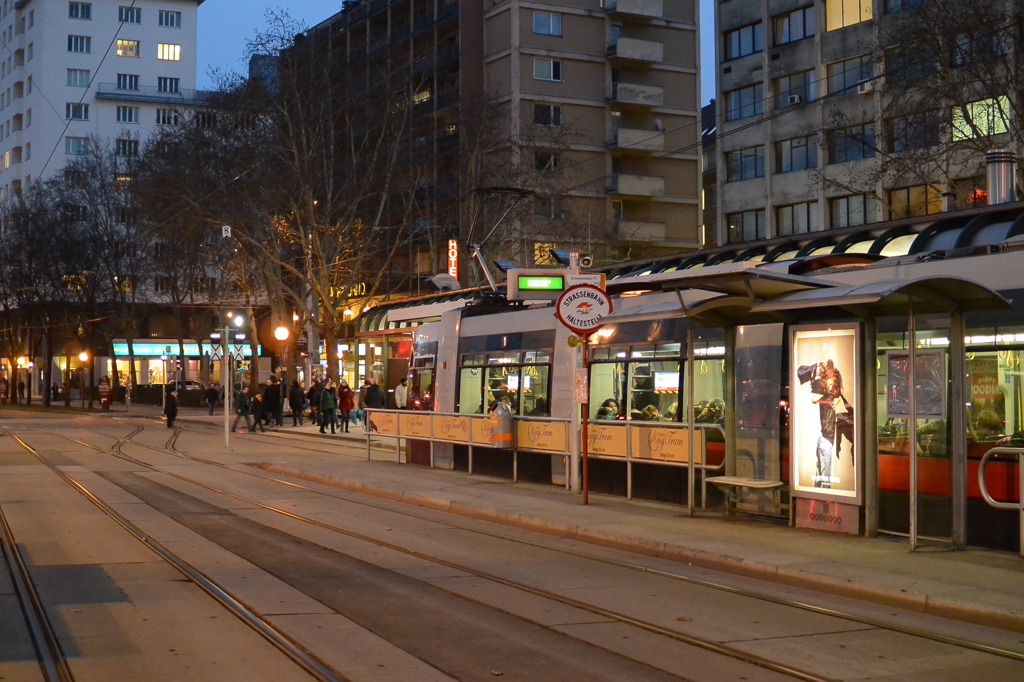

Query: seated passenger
[600,398,621,418]
[641,405,665,421]
[527,397,548,416]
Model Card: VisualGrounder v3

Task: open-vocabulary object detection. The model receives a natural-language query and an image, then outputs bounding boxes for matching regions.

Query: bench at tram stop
[706,476,788,519]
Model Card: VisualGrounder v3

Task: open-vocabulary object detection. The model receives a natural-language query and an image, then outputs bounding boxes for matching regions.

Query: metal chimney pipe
[986,150,1016,205]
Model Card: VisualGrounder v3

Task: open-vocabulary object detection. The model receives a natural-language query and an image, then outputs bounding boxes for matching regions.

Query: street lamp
[78,352,89,409]
[274,326,290,341]
[218,312,245,449]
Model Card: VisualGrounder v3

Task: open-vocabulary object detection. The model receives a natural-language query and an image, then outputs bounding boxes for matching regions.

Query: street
[1,413,1023,682]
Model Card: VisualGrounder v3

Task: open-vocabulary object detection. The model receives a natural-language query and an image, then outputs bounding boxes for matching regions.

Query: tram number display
[790,324,861,503]
[885,350,945,420]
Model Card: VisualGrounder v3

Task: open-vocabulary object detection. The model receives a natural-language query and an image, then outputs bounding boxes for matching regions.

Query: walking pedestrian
[394,377,408,409]
[365,377,386,409]
[279,377,288,426]
[164,390,179,428]
[231,387,252,432]
[17,380,24,402]
[263,377,281,428]
[338,379,355,433]
[205,384,219,415]
[307,379,322,428]
[289,380,306,426]
[319,378,338,434]
[249,392,267,433]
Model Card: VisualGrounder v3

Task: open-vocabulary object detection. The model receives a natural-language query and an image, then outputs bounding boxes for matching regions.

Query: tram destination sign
[555,284,613,336]
[508,268,606,301]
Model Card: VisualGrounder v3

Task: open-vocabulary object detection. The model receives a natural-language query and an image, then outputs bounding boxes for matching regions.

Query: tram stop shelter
[606,261,1011,551]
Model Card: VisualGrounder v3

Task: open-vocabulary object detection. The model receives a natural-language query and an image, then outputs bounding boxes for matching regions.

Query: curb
[176,417,399,449]
[254,462,1024,633]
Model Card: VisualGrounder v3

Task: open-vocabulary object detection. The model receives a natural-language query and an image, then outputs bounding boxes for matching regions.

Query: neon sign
[447,239,459,279]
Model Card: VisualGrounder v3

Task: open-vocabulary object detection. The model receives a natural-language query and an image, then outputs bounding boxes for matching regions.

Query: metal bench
[706,476,786,517]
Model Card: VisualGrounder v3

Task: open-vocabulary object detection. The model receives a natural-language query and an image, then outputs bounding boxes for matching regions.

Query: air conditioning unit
[857,81,875,95]
[787,94,803,105]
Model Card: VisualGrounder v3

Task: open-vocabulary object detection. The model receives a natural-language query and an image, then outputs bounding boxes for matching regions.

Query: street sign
[209,344,222,361]
[555,285,613,336]
[231,344,246,361]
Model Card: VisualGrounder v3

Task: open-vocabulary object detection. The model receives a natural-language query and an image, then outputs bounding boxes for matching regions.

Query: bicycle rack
[977,447,1024,558]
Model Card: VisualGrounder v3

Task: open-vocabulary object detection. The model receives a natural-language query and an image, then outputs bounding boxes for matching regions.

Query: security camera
[579,255,594,268]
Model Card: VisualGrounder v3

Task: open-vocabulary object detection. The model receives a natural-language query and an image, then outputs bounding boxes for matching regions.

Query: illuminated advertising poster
[790,324,860,503]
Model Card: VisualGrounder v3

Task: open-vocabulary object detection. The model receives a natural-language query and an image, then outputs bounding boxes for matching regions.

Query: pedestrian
[319,378,338,434]
[263,377,281,427]
[365,377,386,410]
[249,391,267,433]
[279,377,288,426]
[51,383,60,402]
[394,377,408,409]
[231,387,252,432]
[164,390,179,428]
[338,379,355,433]
[289,380,306,426]
[205,383,219,415]
[307,379,322,428]
[358,379,371,428]
[17,380,24,402]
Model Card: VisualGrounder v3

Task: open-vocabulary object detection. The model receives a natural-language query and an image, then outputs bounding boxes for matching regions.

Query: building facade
[306,0,701,271]
[0,0,201,198]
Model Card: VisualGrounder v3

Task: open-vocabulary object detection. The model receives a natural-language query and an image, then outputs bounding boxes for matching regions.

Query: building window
[27,43,32,61]
[156,108,179,125]
[67,35,91,53]
[776,136,818,172]
[117,39,139,57]
[774,7,815,45]
[952,30,1009,67]
[777,202,820,235]
[533,103,562,127]
[952,176,987,208]
[25,109,30,127]
[65,136,89,155]
[534,196,562,218]
[886,0,924,12]
[952,96,1009,141]
[725,83,763,121]
[533,57,562,81]
[727,209,766,243]
[611,199,623,221]
[65,103,89,120]
[154,276,174,294]
[158,10,181,28]
[887,112,940,152]
[157,77,180,93]
[116,105,139,123]
[157,43,181,61]
[533,12,561,36]
[24,142,29,160]
[115,138,139,157]
[827,55,872,93]
[724,23,763,60]
[775,70,817,108]
[885,45,935,84]
[535,150,561,172]
[888,185,941,219]
[116,73,139,90]
[119,6,141,24]
[68,2,91,19]
[67,68,90,87]
[726,145,765,181]
[830,194,877,228]
[825,0,871,31]
[829,123,875,163]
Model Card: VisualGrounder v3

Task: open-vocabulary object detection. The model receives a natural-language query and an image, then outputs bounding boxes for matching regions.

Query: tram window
[590,361,626,419]
[632,361,681,421]
[458,349,552,416]
[458,366,484,413]
[590,341,684,421]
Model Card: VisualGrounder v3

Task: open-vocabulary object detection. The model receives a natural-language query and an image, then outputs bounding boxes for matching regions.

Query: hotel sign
[447,239,459,279]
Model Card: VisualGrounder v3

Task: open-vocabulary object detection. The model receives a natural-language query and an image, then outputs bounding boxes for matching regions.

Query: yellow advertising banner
[516,420,568,453]
[588,423,627,458]
[399,412,432,439]
[471,416,493,446]
[432,415,470,444]
[367,411,398,437]
[631,426,704,464]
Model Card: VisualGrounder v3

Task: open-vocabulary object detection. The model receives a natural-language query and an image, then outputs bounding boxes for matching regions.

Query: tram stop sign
[555,284,613,336]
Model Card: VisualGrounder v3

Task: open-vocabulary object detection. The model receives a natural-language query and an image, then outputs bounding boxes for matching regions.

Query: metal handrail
[978,447,1023,511]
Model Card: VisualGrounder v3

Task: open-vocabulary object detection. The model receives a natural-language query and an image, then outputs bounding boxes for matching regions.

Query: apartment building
[306,0,700,269]
[714,0,1015,247]
[0,0,201,199]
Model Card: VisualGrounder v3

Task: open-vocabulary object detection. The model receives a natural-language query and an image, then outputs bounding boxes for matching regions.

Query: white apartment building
[0,0,201,198]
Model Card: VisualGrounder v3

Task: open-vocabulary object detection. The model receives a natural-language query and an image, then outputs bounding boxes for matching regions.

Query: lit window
[774,7,815,45]
[724,23,763,59]
[777,202,820,235]
[65,102,89,120]
[533,103,562,127]
[775,136,818,172]
[65,136,89,155]
[825,0,872,31]
[533,58,561,81]
[725,83,763,120]
[533,242,557,265]
[117,40,140,57]
[888,185,941,219]
[157,43,181,61]
[116,73,139,90]
[67,68,90,87]
[727,210,766,243]
[68,2,91,20]
[726,145,765,181]
[67,35,91,53]
[533,12,562,36]
[158,10,181,28]
[119,6,141,24]
[116,105,139,123]
[157,77,180,93]
[952,96,1009,141]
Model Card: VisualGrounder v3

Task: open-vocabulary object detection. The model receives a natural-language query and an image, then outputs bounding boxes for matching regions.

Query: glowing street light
[274,326,290,341]
[78,351,89,363]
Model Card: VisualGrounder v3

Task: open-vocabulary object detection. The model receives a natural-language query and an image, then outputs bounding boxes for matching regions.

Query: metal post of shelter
[724,327,738,514]
[687,323,696,517]
[909,311,919,551]
[949,311,967,549]
[863,318,878,537]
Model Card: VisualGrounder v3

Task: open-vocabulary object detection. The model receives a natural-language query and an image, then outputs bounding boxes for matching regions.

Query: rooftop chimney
[985,149,1016,205]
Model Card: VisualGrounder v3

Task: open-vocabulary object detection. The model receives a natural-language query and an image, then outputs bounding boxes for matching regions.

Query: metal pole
[724,327,738,515]
[581,334,591,505]
[222,328,229,449]
[468,443,474,475]
[949,312,967,549]
[687,323,696,516]
[570,344,581,492]
[863,318,879,537]
[909,311,918,551]
[513,449,518,483]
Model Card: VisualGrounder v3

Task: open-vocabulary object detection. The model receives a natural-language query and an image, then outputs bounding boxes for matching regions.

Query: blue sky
[198,1,716,105]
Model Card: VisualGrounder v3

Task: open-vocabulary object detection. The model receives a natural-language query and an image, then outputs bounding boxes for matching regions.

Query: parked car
[165,380,205,392]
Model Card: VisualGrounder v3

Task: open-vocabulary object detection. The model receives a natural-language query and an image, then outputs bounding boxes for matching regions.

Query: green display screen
[518,276,565,291]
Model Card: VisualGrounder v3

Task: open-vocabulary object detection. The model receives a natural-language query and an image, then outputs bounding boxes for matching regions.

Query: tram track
[37,421,1024,666]
[16,422,1024,680]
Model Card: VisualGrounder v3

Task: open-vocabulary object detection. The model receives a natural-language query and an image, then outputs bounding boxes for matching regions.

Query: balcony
[607,37,663,64]
[607,173,665,197]
[606,0,662,20]
[609,127,664,152]
[616,220,666,242]
[609,81,664,107]
[95,83,209,105]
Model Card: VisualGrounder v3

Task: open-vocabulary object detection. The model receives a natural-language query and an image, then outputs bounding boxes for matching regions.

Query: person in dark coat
[249,391,267,433]
[364,378,386,409]
[289,381,306,426]
[231,387,252,432]
[263,377,282,427]
[307,379,322,428]
[164,390,179,428]
[205,384,219,415]
[319,379,338,434]
[338,379,355,433]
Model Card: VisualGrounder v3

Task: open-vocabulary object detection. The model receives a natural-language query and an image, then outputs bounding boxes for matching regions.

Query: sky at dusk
[197,0,716,105]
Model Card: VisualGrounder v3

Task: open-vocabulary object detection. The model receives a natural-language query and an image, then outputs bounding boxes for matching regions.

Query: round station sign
[555,284,613,335]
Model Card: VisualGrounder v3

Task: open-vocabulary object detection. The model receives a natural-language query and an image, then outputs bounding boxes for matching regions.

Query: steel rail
[34,423,1024,665]
[2,428,349,682]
